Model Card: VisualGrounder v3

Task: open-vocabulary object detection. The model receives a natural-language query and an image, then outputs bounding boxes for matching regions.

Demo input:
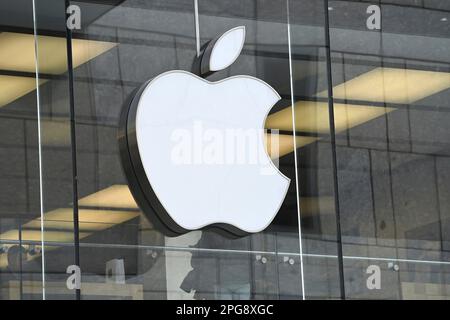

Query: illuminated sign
[119,27,289,237]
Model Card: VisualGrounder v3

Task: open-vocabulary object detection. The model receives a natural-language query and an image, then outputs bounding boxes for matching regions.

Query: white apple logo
[119,26,290,237]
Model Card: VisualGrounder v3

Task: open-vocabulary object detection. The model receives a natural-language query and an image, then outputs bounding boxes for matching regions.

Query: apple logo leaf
[200,26,246,75]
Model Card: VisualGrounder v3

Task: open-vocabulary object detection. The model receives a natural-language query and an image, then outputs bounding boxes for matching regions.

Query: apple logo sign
[119,26,290,237]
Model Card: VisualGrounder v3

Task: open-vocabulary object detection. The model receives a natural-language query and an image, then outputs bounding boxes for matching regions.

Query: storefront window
[0,0,448,300]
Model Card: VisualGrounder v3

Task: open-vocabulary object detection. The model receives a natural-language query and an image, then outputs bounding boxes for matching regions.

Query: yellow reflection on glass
[265,133,317,158]
[0,229,83,243]
[266,101,393,134]
[319,67,450,104]
[0,32,117,107]
[0,75,46,107]
[78,185,139,209]
[0,32,117,74]
[22,208,140,232]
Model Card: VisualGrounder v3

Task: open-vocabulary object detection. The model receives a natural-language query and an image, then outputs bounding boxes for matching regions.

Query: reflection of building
[0,0,449,300]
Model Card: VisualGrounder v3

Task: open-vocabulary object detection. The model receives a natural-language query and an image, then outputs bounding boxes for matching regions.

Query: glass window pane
[329,0,450,299]
[34,0,77,300]
[0,0,43,300]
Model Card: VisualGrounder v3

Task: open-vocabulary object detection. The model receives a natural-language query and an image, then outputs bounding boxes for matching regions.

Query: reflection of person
[7,245,27,273]
[180,231,252,300]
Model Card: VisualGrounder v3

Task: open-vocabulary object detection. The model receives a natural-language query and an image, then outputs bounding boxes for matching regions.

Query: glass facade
[0,0,449,300]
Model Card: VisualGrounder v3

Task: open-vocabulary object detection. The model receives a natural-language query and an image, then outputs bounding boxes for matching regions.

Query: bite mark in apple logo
[118,26,290,237]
